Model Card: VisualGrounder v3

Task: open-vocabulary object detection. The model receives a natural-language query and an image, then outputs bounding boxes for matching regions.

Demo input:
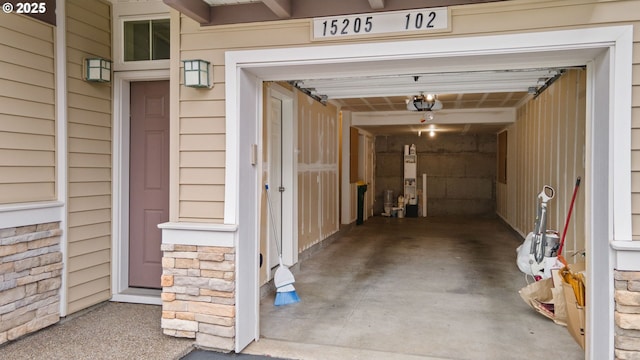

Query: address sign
[313,7,449,40]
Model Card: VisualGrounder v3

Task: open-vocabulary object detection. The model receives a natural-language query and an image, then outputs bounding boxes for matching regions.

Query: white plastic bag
[516,232,533,274]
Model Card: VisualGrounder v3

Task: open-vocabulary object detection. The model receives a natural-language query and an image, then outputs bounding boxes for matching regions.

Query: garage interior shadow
[258,216,584,360]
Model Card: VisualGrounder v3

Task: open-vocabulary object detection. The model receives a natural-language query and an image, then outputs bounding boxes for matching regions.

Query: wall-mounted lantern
[182,59,211,88]
[84,58,112,82]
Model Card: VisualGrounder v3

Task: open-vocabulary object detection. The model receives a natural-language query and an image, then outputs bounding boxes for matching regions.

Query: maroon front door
[129,80,169,289]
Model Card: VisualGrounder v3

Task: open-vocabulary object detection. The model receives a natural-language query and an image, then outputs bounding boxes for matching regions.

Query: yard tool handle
[558,177,581,258]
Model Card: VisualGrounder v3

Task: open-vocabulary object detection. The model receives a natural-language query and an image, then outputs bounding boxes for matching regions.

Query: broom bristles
[274,289,300,306]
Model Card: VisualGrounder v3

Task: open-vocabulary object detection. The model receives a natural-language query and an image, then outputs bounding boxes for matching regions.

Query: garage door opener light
[407,93,442,112]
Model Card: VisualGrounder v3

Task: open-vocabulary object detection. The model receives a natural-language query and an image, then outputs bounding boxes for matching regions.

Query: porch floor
[249,216,585,360]
[0,301,194,360]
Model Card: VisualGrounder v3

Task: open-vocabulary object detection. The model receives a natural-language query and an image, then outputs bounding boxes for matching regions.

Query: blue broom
[265,184,300,306]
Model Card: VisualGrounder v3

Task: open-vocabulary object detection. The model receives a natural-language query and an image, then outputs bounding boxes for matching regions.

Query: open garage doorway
[227,27,633,358]
[257,68,587,360]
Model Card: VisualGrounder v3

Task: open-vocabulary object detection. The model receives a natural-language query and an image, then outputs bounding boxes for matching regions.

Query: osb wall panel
[297,92,339,252]
[257,83,339,283]
[0,14,56,204]
[497,69,586,260]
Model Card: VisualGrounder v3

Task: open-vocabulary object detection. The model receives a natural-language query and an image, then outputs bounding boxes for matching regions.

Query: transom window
[124,19,170,62]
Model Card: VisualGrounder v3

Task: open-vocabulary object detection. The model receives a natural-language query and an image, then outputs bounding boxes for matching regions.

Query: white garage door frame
[225,26,634,358]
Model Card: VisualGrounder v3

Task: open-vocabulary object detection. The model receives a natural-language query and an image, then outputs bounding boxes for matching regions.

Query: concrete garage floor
[250,216,584,360]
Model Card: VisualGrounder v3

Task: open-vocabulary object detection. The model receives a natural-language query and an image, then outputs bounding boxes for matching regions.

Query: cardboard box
[561,262,586,349]
[519,276,567,326]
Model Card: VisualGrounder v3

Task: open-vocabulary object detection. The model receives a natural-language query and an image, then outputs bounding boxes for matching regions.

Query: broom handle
[558,177,581,256]
[264,184,282,258]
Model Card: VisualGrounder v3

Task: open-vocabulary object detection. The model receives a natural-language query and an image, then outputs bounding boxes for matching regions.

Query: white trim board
[225,26,635,359]
[158,222,237,247]
[0,202,64,229]
[111,288,162,306]
[612,241,640,271]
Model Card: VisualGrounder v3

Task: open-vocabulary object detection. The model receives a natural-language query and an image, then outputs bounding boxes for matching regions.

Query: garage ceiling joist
[163,0,505,26]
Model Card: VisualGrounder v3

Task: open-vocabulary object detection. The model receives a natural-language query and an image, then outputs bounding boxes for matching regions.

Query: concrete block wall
[375,133,497,216]
[615,270,640,359]
[161,244,236,352]
[0,222,62,345]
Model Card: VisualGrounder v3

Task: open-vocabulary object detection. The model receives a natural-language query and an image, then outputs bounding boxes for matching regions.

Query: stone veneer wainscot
[0,222,62,345]
[161,244,236,351]
[615,270,640,359]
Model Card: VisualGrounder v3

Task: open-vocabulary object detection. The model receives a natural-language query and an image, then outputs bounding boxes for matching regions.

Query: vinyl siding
[176,17,311,222]
[497,69,586,259]
[175,0,640,237]
[0,14,56,204]
[65,0,112,315]
[176,72,226,222]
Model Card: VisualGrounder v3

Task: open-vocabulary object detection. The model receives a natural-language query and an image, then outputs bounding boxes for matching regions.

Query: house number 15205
[321,17,374,36]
